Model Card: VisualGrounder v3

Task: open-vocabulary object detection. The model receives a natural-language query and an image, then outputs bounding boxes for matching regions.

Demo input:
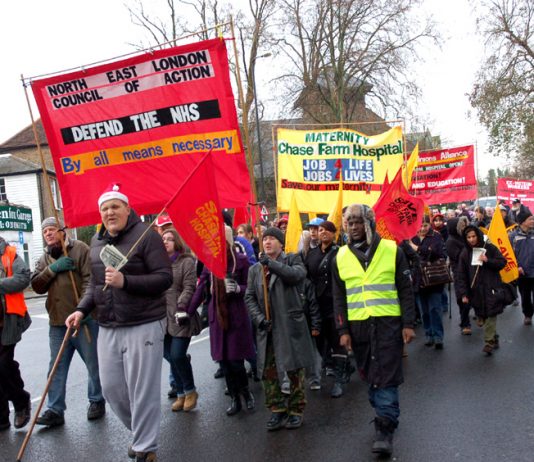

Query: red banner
[165,153,226,279]
[31,38,250,227]
[409,145,476,205]
[374,168,425,244]
[497,178,534,207]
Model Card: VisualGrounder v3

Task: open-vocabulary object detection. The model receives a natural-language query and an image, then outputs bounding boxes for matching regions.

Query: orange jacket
[1,246,28,317]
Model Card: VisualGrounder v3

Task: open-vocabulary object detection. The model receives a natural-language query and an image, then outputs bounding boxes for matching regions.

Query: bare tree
[469,0,534,172]
[274,0,436,128]
[124,0,276,196]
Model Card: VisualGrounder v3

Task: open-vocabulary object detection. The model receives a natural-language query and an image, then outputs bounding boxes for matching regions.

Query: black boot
[372,416,396,456]
[330,356,346,398]
[226,395,242,416]
[241,388,255,410]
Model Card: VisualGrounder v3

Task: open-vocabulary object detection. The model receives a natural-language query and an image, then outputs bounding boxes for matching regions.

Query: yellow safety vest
[337,239,401,321]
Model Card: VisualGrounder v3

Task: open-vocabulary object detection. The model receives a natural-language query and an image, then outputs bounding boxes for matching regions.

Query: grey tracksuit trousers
[98,319,166,453]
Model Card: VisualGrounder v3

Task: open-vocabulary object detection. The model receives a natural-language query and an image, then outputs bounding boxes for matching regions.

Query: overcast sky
[1,0,504,177]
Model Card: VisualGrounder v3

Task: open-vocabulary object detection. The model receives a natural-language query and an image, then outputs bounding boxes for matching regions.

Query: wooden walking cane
[16,327,74,462]
[18,76,85,461]
[252,203,271,321]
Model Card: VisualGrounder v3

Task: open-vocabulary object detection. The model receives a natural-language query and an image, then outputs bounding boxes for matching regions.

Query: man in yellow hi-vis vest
[332,204,416,457]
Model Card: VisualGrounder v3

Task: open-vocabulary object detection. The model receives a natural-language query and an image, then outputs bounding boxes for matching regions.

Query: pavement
[2,296,534,461]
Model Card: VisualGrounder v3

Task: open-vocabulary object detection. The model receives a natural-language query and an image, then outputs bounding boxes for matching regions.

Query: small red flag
[373,167,425,244]
[165,153,227,278]
[233,206,250,227]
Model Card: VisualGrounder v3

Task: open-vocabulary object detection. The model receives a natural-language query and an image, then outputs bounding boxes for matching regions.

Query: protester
[455,225,507,354]
[276,215,289,233]
[499,204,515,228]
[0,237,31,431]
[190,226,256,416]
[445,217,472,334]
[304,220,349,398]
[155,213,173,235]
[65,184,172,462]
[161,228,199,413]
[305,217,324,250]
[245,227,317,430]
[332,204,415,456]
[32,217,105,427]
[510,198,531,224]
[472,206,490,229]
[236,223,259,259]
[431,213,448,241]
[411,215,446,349]
[510,210,534,325]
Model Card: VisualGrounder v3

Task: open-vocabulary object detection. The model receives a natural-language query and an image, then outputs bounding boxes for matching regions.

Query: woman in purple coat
[189,227,256,416]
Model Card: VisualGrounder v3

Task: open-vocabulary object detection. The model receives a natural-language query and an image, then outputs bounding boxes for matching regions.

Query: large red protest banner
[409,145,476,205]
[31,38,250,227]
[497,178,534,207]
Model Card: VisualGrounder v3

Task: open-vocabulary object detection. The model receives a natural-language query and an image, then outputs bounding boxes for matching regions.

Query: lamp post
[252,52,271,202]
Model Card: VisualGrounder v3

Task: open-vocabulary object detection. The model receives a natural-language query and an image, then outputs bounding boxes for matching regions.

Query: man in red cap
[66,183,172,462]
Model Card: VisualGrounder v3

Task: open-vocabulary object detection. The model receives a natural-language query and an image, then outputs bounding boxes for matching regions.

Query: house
[0,123,62,270]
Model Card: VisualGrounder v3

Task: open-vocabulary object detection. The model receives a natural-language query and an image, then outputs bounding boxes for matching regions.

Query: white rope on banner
[21,21,231,84]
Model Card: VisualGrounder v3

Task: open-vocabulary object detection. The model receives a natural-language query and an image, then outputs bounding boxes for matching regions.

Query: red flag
[233,206,250,227]
[373,167,425,244]
[165,153,227,278]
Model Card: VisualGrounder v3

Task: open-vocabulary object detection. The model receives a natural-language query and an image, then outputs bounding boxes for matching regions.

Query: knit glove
[259,254,270,266]
[49,257,75,274]
[224,278,240,294]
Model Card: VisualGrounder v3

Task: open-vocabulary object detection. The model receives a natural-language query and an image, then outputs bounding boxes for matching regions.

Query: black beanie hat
[262,227,285,246]
[517,210,533,225]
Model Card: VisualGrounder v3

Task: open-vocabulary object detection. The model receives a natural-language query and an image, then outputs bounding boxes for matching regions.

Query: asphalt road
[2,295,534,462]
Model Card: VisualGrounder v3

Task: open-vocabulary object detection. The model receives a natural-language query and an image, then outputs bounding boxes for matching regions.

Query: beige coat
[166,253,198,337]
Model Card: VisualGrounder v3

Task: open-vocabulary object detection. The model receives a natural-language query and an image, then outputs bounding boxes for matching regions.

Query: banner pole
[474,141,480,203]
[229,16,258,205]
[271,124,279,216]
[21,75,83,311]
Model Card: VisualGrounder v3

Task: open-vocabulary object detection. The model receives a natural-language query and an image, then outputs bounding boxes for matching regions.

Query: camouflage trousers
[263,338,306,416]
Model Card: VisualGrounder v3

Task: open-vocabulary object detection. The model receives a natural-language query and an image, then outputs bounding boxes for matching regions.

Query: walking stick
[448,282,452,319]
[251,204,271,321]
[16,327,75,462]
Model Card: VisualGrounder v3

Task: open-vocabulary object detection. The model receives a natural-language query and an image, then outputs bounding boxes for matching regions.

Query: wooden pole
[229,16,258,203]
[228,17,270,320]
[21,75,81,306]
[16,328,73,462]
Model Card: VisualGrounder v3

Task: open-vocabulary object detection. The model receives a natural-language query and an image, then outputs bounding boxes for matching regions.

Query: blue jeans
[163,335,195,396]
[368,386,399,426]
[47,320,104,415]
[419,291,444,342]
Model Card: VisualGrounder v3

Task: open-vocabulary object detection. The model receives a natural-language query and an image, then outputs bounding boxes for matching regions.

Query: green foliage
[76,225,97,245]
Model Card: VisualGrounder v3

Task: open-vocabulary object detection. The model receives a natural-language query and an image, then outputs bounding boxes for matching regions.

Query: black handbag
[492,282,517,307]
[420,258,452,288]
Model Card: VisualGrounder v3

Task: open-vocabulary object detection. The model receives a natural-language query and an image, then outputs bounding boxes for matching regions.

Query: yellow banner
[488,205,519,283]
[276,126,403,212]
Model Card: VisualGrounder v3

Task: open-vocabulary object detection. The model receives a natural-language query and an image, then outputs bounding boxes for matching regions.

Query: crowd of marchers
[1,188,532,462]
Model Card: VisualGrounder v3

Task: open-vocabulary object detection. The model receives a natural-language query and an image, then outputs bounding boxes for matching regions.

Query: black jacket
[332,234,416,388]
[78,210,173,327]
[304,243,339,316]
[454,226,507,318]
